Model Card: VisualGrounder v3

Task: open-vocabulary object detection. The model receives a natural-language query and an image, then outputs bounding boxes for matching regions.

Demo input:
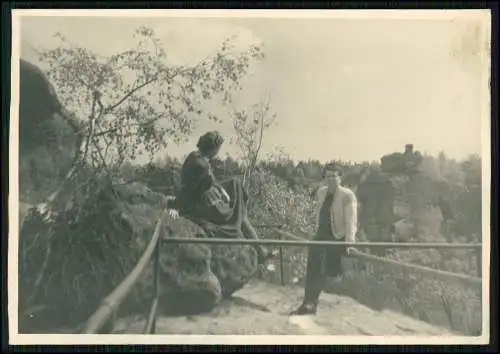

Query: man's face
[324,170,342,190]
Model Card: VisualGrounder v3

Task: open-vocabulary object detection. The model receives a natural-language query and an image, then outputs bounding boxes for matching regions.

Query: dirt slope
[112,280,456,336]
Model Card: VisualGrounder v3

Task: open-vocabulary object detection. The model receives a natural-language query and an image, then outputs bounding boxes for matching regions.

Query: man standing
[290,164,358,315]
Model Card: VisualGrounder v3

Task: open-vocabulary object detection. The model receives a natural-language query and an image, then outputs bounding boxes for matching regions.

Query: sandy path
[112,280,455,336]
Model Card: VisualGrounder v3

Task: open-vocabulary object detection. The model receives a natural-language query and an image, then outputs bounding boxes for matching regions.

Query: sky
[17,11,491,164]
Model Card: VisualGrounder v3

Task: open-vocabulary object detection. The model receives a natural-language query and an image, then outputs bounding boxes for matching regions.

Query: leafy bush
[18,172,169,332]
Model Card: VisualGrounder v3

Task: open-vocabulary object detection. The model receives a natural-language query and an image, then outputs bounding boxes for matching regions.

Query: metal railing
[82,217,482,334]
[82,216,163,334]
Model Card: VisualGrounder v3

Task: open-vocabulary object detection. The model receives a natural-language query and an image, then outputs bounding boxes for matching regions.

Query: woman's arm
[174,156,216,211]
[188,157,216,193]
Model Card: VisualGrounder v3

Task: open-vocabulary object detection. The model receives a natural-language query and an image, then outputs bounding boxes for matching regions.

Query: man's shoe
[290,302,317,316]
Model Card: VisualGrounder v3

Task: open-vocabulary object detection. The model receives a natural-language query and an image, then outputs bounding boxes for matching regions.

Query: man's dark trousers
[303,230,346,306]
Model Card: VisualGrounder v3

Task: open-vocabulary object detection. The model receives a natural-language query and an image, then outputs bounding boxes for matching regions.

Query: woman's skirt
[181,178,249,239]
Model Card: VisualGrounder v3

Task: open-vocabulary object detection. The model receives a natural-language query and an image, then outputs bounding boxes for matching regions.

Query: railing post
[151,236,161,334]
[279,232,285,286]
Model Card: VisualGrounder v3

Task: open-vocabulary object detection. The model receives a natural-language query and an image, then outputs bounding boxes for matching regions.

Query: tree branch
[81,93,99,163]
[91,135,113,177]
[93,112,166,138]
[101,44,238,116]
[104,75,159,113]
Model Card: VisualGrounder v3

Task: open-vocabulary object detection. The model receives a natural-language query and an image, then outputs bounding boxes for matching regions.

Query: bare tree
[230,93,277,189]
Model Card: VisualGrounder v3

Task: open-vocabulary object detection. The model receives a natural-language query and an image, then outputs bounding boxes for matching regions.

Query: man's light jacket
[315,185,358,243]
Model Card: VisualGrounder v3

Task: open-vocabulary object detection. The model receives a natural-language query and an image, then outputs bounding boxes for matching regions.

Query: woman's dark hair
[196,131,224,154]
[322,163,343,179]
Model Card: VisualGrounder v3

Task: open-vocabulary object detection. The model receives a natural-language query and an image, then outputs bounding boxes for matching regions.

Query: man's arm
[344,190,358,244]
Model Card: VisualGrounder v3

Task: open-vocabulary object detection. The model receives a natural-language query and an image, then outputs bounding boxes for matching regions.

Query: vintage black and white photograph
[9,9,491,345]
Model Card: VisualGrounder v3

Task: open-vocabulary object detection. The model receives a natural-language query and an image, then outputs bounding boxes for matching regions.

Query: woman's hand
[163,196,179,220]
[168,209,179,220]
[221,189,231,203]
[345,238,356,256]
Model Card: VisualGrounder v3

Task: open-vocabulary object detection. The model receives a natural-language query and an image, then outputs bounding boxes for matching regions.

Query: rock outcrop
[18,59,82,332]
[19,58,80,203]
[20,179,262,333]
[138,207,260,316]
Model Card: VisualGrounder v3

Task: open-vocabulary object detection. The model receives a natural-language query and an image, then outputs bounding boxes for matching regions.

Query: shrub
[18,173,165,332]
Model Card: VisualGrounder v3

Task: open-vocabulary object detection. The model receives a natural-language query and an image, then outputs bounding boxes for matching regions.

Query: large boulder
[210,244,259,297]
[145,213,259,316]
[18,59,83,332]
[158,238,223,316]
[380,144,423,175]
[19,58,80,203]
[70,181,256,318]
[19,58,64,152]
[139,216,223,316]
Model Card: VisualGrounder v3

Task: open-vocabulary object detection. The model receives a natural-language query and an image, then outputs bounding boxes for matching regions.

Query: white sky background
[19,13,490,164]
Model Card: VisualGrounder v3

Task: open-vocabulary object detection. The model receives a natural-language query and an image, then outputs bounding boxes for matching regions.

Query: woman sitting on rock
[167,130,275,267]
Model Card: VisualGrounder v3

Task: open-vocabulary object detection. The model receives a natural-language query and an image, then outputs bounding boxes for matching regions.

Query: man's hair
[322,163,343,179]
[196,131,224,154]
